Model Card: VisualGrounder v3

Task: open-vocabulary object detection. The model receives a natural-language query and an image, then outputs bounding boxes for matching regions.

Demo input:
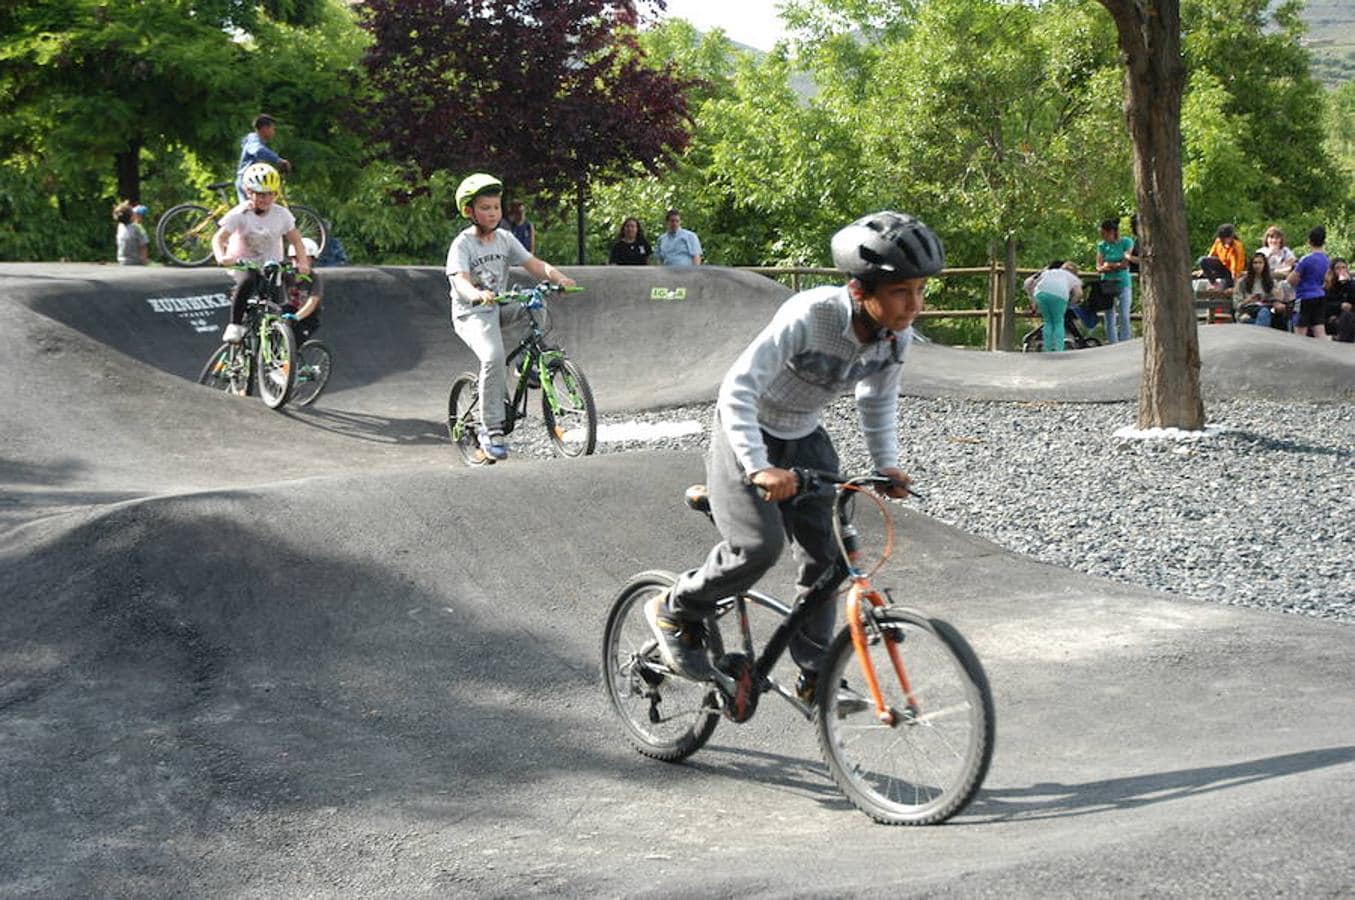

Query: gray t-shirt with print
[445,226,533,317]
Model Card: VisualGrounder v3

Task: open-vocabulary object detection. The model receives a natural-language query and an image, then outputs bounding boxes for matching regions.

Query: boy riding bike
[645,211,945,702]
[212,163,313,344]
[445,173,575,462]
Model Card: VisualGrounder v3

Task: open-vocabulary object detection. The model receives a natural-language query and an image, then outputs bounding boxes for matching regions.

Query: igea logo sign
[145,293,231,334]
[649,287,687,301]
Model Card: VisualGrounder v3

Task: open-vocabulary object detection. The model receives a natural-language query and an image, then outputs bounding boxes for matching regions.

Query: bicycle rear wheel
[288,204,328,259]
[602,571,719,762]
[198,342,252,396]
[540,357,597,457]
[817,608,994,825]
[157,203,216,267]
[256,320,297,409]
[290,339,332,407]
[447,372,491,466]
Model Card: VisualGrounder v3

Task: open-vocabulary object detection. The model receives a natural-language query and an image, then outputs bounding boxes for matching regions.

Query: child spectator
[446,173,575,462]
[1288,226,1331,339]
[113,201,149,265]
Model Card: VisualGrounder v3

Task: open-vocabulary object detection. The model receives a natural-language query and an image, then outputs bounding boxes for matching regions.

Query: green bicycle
[197,261,303,409]
[447,282,597,464]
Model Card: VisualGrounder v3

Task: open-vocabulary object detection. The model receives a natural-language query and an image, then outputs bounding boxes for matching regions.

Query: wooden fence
[743,265,1227,350]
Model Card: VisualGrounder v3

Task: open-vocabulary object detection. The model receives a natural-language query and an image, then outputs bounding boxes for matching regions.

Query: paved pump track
[2,263,1353,896]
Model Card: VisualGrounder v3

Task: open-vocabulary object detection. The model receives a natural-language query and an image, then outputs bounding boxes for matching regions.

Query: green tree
[0,0,365,260]
[843,0,1129,346]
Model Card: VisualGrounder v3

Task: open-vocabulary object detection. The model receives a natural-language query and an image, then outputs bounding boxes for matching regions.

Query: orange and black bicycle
[601,470,995,825]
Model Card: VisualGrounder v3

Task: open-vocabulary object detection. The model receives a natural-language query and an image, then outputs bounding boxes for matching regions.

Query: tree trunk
[114,138,142,203]
[1098,0,1204,430]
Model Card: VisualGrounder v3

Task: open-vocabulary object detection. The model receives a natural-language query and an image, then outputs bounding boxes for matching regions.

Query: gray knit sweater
[717,285,907,475]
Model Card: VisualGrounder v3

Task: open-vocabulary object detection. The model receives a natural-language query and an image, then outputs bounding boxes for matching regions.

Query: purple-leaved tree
[359,0,695,259]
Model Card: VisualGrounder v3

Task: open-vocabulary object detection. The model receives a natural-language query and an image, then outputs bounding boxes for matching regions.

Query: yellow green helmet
[456,173,503,217]
[241,162,282,195]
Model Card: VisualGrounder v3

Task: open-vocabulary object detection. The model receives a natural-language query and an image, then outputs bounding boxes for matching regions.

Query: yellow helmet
[241,162,282,195]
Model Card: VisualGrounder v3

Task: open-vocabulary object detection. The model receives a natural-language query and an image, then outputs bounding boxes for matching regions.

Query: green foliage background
[3,0,1353,345]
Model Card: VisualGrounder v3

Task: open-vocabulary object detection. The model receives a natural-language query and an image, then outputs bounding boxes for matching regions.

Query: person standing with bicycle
[212,163,312,343]
[234,114,292,204]
[645,211,943,702]
[446,173,575,463]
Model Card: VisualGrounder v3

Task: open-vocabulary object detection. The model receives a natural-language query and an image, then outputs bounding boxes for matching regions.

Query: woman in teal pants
[1024,261,1084,352]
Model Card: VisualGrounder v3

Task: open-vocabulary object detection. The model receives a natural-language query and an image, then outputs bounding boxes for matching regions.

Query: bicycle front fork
[846,583,916,725]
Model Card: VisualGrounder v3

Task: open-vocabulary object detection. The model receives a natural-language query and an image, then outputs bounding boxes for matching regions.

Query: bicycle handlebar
[483,281,584,309]
[778,468,924,502]
[229,259,313,282]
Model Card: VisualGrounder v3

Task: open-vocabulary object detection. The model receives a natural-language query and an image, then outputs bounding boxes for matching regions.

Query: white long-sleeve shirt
[717,285,908,475]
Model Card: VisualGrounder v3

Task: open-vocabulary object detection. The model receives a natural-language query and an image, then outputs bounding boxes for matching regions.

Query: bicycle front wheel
[289,204,328,259]
[256,320,297,409]
[817,608,994,825]
[157,203,217,267]
[290,339,332,407]
[602,571,719,762]
[198,342,252,396]
[540,357,597,457]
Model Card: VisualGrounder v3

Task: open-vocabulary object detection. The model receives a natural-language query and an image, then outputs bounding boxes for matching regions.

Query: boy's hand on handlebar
[876,466,915,500]
[752,467,798,503]
[477,289,496,305]
[554,274,577,288]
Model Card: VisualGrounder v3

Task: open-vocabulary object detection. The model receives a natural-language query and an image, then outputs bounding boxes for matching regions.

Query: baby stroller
[1022,307,1102,352]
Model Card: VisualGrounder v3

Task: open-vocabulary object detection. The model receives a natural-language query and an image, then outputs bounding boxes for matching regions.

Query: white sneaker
[222,323,246,343]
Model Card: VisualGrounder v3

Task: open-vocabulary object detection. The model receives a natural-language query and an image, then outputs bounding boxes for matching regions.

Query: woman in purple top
[1287,226,1331,339]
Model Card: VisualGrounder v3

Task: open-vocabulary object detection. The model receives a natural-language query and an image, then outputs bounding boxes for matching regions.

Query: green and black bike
[198,261,330,409]
[447,282,597,464]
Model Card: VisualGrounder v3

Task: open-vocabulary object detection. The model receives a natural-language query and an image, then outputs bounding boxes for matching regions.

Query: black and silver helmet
[831,211,945,280]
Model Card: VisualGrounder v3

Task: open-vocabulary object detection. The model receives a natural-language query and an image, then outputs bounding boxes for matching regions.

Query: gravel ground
[513,396,1355,624]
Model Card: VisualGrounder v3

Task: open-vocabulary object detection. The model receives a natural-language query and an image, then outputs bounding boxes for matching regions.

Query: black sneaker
[644,592,712,679]
[797,670,870,716]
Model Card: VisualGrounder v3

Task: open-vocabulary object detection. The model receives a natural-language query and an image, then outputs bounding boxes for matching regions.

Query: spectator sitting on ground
[113,200,149,266]
[1258,225,1296,280]
[609,216,651,265]
[1322,257,1355,342]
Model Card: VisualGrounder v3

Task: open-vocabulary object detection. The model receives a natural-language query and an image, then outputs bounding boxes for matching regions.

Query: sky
[656,0,791,51]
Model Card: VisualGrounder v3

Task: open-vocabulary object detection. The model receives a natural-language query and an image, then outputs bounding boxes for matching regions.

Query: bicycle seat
[207,180,233,191]
[684,485,710,514]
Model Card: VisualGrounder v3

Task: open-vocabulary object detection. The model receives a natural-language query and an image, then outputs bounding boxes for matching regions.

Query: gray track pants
[451,302,532,433]
[669,413,842,672]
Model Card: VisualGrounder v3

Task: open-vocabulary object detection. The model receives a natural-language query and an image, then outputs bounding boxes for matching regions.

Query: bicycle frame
[494,286,581,431]
[703,475,917,725]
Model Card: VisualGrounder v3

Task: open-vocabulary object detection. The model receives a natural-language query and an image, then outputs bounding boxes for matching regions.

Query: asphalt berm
[2,263,1352,897]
